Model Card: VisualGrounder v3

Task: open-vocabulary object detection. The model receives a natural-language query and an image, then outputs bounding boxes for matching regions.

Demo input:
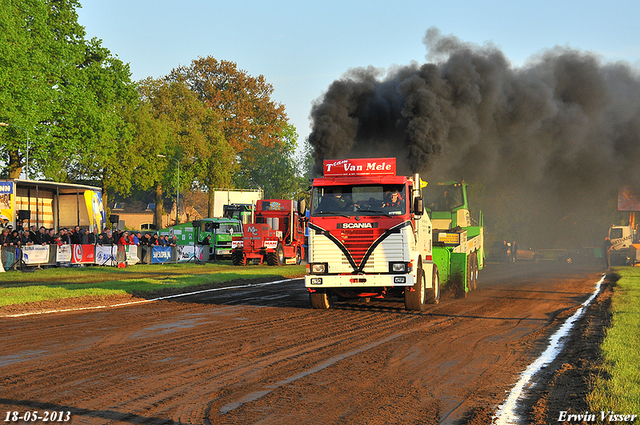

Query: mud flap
[451,252,469,295]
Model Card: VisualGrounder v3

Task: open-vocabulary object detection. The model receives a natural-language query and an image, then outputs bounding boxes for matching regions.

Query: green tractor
[424,181,484,296]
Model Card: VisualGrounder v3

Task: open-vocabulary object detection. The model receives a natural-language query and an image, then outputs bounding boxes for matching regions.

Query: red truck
[305,158,438,310]
[232,199,306,266]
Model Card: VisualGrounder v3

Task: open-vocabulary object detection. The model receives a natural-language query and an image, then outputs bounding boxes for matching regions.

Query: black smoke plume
[307,28,640,248]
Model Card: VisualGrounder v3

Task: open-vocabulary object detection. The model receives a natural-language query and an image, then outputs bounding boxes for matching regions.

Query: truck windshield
[609,228,623,239]
[423,184,464,211]
[311,184,407,217]
[217,223,242,234]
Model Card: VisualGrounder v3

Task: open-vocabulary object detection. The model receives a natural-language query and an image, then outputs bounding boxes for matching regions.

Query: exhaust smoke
[307,28,640,248]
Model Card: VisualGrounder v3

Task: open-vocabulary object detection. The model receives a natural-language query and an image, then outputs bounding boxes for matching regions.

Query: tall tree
[0,0,85,178]
[168,57,288,174]
[234,123,302,199]
[62,38,138,211]
[136,77,234,222]
[0,0,137,212]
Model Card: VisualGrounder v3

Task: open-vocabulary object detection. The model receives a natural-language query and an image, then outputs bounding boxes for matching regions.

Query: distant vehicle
[488,241,540,262]
[514,247,541,262]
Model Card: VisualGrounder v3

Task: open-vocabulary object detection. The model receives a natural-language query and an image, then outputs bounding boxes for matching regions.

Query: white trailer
[212,189,263,218]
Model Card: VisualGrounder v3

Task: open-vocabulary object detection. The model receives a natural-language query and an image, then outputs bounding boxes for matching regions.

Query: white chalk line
[0,278,297,318]
[492,274,605,424]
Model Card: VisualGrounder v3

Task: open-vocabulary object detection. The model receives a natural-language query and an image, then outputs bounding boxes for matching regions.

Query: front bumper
[305,273,414,288]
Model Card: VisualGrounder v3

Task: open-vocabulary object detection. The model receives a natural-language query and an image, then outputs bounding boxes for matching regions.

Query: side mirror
[298,198,306,215]
[414,197,423,216]
[192,220,200,228]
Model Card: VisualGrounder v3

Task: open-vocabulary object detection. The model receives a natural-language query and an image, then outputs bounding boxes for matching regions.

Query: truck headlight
[311,263,327,274]
[389,262,407,273]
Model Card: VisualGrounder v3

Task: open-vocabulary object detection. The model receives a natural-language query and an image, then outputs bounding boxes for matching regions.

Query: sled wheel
[425,264,440,304]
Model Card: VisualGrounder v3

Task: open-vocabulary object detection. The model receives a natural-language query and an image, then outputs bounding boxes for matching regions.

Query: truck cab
[305,158,437,311]
[608,225,637,265]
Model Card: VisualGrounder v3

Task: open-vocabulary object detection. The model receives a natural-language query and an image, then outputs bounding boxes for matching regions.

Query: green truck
[159,217,243,260]
[423,181,484,295]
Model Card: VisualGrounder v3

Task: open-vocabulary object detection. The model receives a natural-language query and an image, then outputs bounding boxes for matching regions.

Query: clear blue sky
[76,0,640,149]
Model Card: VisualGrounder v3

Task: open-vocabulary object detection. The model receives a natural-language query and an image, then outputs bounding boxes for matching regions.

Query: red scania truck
[305,158,439,311]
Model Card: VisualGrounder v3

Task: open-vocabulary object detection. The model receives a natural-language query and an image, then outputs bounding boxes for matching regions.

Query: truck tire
[469,252,478,291]
[295,247,302,265]
[425,265,440,304]
[309,290,331,309]
[467,253,476,292]
[405,260,427,311]
[231,248,245,266]
[472,253,479,289]
[266,243,284,266]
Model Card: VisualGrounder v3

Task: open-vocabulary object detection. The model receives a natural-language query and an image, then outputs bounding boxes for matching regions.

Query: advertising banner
[323,158,396,177]
[57,245,72,263]
[84,190,106,232]
[176,245,199,262]
[95,245,117,266]
[151,246,172,263]
[0,181,14,227]
[126,245,140,265]
[22,245,50,264]
[71,244,96,264]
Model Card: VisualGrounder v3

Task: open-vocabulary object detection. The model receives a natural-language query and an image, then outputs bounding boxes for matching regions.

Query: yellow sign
[437,233,460,245]
[84,190,105,232]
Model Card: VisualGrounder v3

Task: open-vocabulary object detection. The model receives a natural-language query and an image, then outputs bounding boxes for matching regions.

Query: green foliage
[136,77,236,218]
[587,268,640,413]
[2,4,301,215]
[0,0,137,197]
[234,123,303,199]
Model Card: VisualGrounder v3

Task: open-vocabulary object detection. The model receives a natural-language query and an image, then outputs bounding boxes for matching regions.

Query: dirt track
[0,261,606,424]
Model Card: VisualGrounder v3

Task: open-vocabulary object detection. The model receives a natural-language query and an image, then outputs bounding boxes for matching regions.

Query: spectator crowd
[0,224,178,249]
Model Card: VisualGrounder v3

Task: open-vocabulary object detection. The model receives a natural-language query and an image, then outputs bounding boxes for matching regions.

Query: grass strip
[587,267,640,414]
[0,262,306,306]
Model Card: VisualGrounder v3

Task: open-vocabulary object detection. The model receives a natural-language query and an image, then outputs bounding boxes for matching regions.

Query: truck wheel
[471,252,479,290]
[266,243,284,266]
[309,290,331,309]
[467,254,475,292]
[425,265,440,304]
[231,248,245,266]
[405,262,426,311]
[295,247,302,265]
[472,254,479,289]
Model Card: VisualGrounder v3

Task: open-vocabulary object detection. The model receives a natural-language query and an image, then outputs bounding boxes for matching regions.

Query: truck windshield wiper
[316,211,352,218]
[355,209,385,215]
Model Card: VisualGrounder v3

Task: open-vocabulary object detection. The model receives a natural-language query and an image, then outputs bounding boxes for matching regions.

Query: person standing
[603,236,613,269]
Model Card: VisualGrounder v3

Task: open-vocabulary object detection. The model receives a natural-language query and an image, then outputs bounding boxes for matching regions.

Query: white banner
[57,245,72,263]
[95,245,117,266]
[126,245,140,265]
[176,245,205,262]
[22,245,50,264]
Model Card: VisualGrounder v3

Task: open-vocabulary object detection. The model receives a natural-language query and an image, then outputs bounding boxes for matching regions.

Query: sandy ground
[0,261,608,424]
